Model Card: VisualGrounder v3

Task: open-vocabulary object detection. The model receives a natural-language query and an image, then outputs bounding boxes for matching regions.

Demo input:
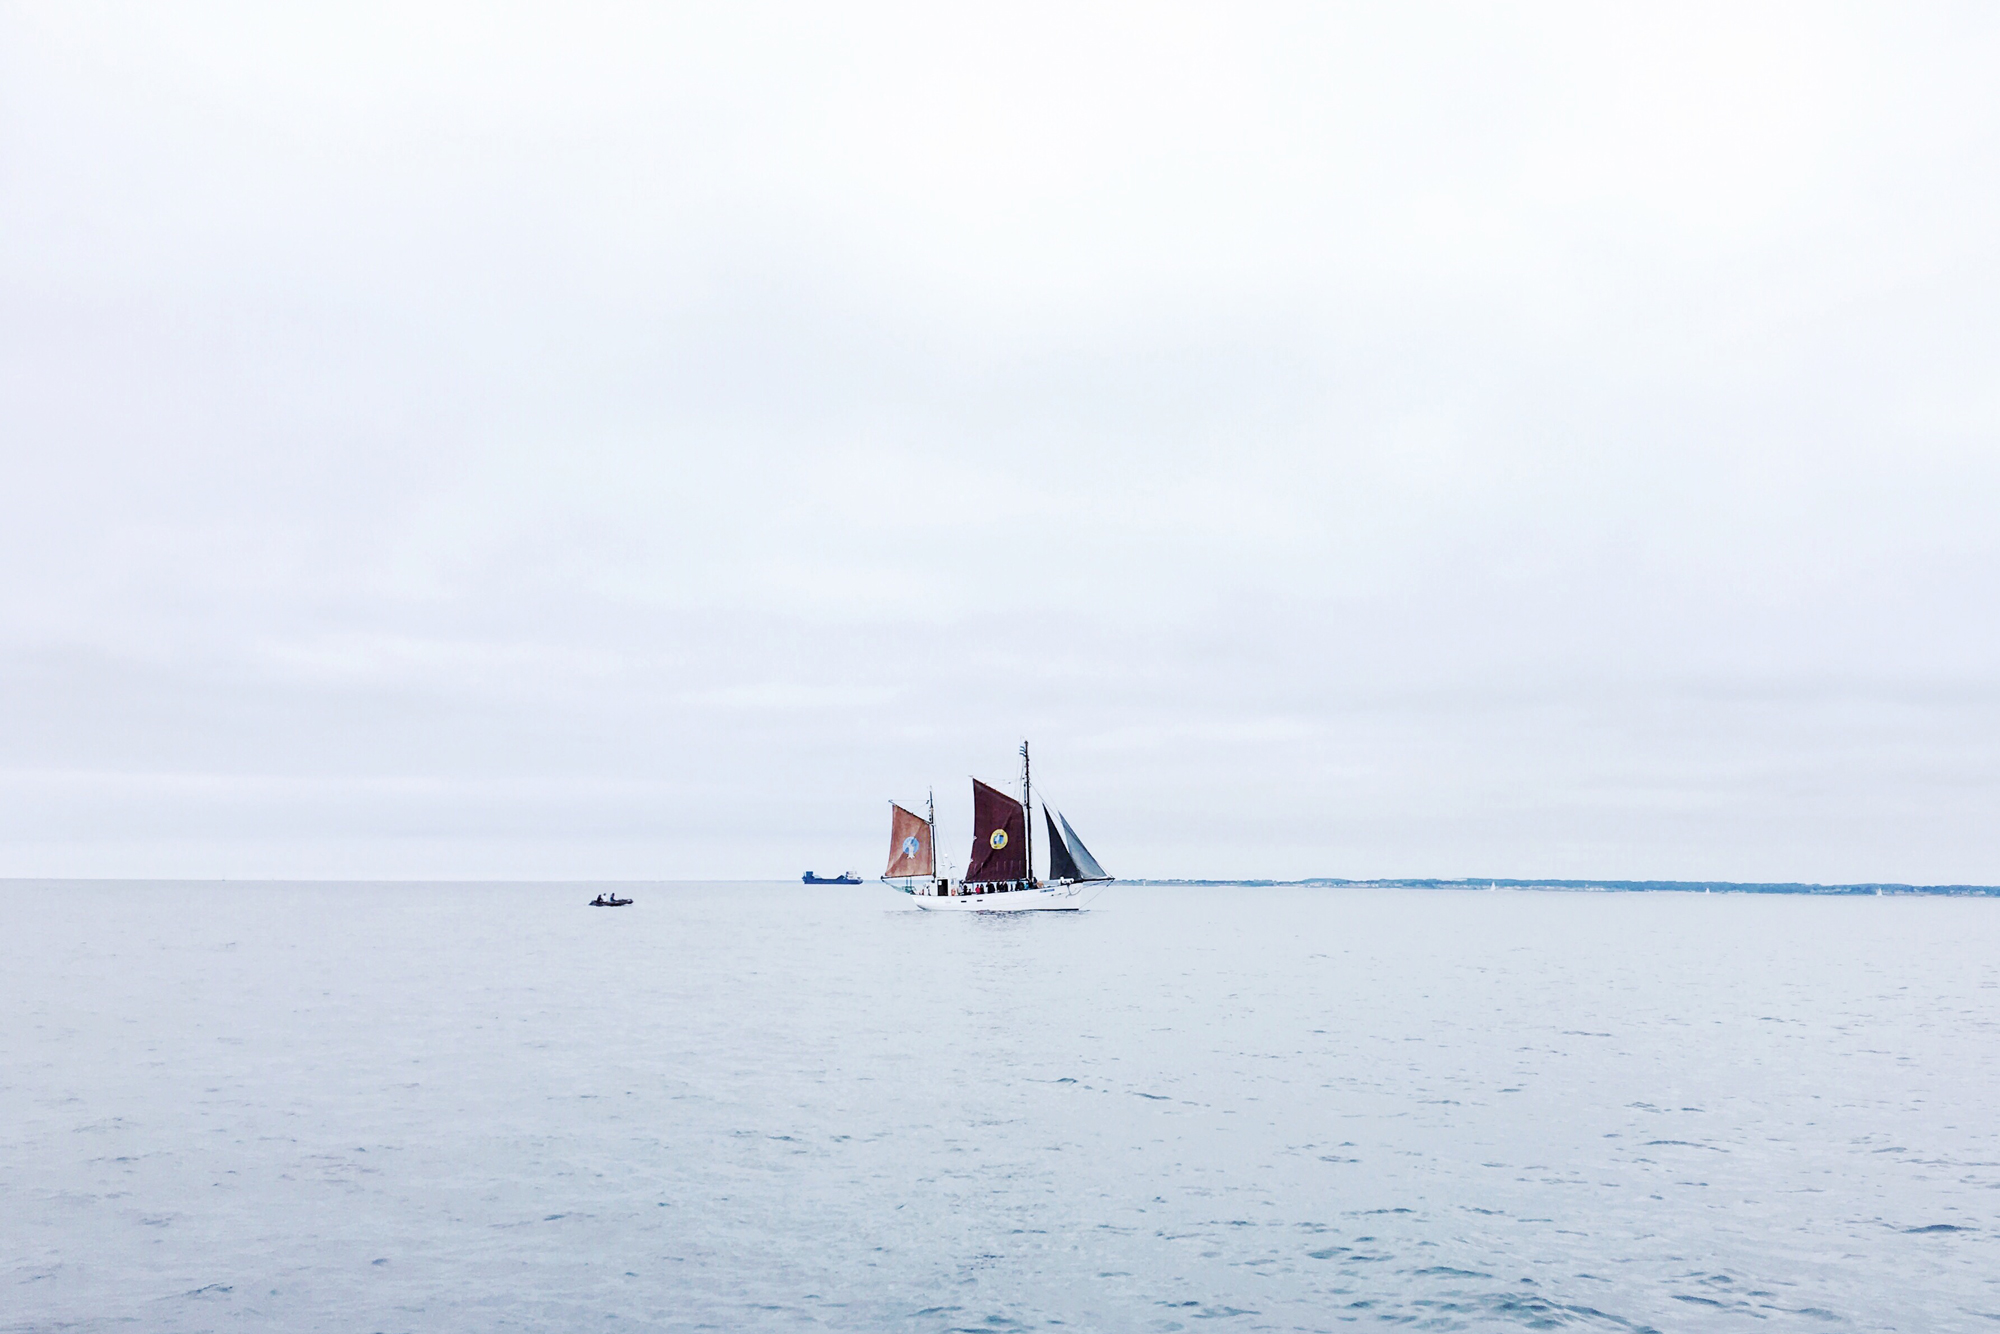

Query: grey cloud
[3,4,1997,881]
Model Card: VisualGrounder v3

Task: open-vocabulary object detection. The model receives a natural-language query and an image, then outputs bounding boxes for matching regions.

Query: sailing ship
[881,742,1112,912]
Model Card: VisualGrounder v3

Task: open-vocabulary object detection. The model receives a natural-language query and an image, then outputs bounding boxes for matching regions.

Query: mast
[1021,740,1034,887]
[927,787,937,888]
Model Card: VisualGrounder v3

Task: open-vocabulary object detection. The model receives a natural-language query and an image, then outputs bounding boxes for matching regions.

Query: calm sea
[4,881,1995,1332]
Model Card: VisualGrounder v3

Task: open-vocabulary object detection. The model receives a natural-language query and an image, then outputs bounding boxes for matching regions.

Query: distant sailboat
[881,742,1112,912]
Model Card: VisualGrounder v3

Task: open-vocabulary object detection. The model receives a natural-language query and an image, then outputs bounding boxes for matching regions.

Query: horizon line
[2,875,1996,895]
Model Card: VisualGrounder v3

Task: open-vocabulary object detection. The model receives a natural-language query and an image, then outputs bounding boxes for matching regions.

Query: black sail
[1044,807,1084,882]
[965,778,1027,884]
[1058,811,1111,881]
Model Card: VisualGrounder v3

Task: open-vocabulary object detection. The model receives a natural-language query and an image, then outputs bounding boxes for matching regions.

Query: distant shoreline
[1124,878,2000,895]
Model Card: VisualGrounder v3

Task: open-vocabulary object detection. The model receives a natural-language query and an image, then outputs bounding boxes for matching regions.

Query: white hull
[900,882,1093,912]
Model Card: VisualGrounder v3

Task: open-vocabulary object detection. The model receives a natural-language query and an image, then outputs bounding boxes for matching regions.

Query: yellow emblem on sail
[989,829,1009,850]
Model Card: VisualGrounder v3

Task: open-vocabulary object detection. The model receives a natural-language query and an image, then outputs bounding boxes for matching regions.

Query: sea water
[3,882,1995,1332]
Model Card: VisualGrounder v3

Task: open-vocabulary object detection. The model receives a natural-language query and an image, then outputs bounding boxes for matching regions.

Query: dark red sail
[965,778,1027,884]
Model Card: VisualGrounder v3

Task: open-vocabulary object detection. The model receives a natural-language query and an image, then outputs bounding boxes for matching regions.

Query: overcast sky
[3,3,1997,882]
